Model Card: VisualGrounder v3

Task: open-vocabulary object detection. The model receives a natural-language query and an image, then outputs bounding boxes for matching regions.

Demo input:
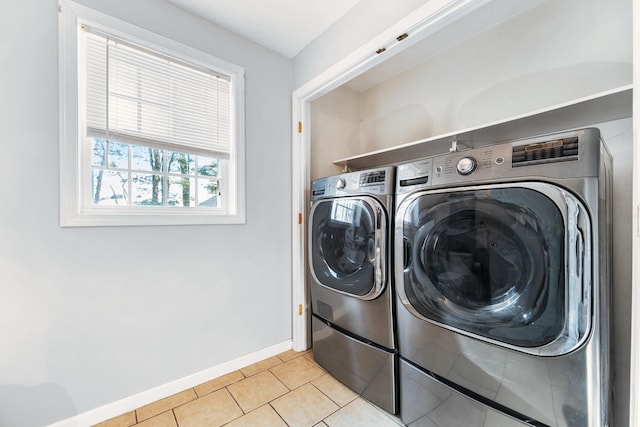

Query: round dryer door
[397,183,592,355]
[309,196,387,300]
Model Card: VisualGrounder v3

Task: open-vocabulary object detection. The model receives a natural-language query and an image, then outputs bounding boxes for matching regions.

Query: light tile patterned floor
[93,350,402,427]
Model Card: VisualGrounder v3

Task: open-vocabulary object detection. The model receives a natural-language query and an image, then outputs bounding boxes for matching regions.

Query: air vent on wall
[512,136,578,167]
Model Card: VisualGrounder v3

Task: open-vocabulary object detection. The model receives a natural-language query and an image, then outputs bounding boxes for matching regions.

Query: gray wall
[0,1,292,426]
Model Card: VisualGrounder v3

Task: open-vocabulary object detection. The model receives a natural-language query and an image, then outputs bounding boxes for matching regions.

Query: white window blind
[84,28,231,159]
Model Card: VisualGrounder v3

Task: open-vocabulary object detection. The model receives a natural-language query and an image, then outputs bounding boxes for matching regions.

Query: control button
[336,178,347,190]
[435,166,443,174]
[456,157,477,175]
[495,156,505,165]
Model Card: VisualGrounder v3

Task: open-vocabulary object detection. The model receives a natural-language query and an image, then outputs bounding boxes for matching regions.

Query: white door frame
[629,0,639,424]
[289,0,491,351]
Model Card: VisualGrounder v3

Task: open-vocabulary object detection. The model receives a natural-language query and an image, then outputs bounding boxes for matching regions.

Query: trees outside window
[91,139,221,208]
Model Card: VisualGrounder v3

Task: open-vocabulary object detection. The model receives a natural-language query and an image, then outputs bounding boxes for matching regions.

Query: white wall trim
[629,0,639,425]
[47,340,292,427]
[289,0,494,352]
[291,95,310,351]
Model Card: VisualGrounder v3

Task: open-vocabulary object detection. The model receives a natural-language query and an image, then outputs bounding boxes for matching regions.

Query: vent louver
[512,137,578,167]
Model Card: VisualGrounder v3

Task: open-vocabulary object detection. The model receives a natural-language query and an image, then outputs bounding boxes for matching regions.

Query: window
[59,1,245,226]
[90,140,222,208]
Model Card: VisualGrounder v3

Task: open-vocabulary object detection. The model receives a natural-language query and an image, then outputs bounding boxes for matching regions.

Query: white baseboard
[48,340,293,427]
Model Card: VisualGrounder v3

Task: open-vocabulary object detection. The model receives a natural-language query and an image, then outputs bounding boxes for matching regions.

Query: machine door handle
[403,237,411,269]
[575,227,589,303]
[374,207,384,290]
[576,229,584,279]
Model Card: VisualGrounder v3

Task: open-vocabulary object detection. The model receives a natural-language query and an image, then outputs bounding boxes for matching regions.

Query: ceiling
[167,0,361,58]
[166,0,547,92]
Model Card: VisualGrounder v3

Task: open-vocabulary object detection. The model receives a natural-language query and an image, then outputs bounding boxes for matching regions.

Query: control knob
[456,157,477,175]
[336,178,347,190]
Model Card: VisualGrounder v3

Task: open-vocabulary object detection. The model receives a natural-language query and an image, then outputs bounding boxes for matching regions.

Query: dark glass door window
[310,198,381,296]
[401,187,565,348]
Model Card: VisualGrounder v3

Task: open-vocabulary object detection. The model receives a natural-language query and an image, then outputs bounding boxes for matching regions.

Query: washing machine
[394,128,612,426]
[309,166,397,414]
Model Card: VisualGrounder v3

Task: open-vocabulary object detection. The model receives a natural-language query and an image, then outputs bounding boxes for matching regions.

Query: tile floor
[93,350,402,427]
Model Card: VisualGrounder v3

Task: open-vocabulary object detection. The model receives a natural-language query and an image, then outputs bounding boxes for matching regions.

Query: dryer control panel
[396,128,599,194]
[431,144,512,186]
[397,144,512,191]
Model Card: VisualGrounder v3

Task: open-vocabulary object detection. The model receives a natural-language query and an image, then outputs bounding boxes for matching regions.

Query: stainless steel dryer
[394,128,612,427]
[309,166,397,414]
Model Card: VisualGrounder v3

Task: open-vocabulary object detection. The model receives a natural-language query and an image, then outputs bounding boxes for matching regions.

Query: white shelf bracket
[449,138,467,152]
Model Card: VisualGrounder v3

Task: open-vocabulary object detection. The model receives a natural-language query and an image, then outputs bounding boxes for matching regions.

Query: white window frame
[58,0,245,226]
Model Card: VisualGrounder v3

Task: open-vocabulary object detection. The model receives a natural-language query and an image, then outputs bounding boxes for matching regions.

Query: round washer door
[309,196,387,300]
[396,182,591,355]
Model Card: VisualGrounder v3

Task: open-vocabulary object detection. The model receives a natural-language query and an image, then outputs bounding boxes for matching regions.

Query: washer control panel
[397,142,513,192]
[312,167,394,200]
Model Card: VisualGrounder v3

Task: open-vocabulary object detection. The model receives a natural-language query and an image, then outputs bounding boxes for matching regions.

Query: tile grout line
[267,401,292,427]
[266,359,348,426]
[266,367,293,393]
[242,352,329,426]
[309,380,357,409]
[308,381,344,423]
[225,383,248,418]
[171,408,179,427]
[197,371,247,398]
[144,388,199,426]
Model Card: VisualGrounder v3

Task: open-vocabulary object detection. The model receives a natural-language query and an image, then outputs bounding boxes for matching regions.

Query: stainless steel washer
[394,128,612,427]
[309,166,397,414]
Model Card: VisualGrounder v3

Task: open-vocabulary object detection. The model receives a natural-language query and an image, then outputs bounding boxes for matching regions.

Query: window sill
[60,209,246,227]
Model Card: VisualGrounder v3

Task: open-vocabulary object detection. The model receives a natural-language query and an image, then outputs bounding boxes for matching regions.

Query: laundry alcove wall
[309,0,632,179]
[291,0,634,425]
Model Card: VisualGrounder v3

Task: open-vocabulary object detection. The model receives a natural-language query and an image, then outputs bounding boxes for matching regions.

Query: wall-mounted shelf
[334,85,632,170]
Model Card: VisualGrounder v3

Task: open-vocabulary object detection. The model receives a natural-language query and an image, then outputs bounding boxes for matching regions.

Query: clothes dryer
[394,129,612,427]
[309,166,397,414]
